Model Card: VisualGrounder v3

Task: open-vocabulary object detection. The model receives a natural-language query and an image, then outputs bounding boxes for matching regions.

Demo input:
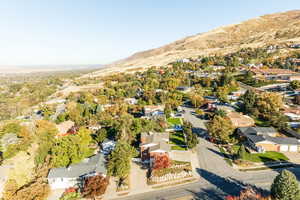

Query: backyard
[169,131,187,151]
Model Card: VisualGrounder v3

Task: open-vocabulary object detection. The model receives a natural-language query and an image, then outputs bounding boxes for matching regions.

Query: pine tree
[271,169,300,200]
[237,145,246,160]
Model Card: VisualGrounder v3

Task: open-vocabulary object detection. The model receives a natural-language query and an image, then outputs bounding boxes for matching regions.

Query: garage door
[289,145,298,152]
[280,145,289,152]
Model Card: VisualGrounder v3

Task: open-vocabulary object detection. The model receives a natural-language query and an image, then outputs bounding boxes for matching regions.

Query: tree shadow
[207,147,232,159]
[192,127,207,136]
[196,168,269,197]
[186,188,224,200]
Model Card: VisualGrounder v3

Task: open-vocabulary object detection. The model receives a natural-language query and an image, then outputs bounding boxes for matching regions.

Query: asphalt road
[110,106,300,200]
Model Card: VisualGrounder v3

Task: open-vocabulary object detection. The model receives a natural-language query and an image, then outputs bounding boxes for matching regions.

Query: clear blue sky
[0,0,299,66]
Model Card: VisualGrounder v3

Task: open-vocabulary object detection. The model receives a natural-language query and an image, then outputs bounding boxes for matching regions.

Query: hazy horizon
[1,1,300,66]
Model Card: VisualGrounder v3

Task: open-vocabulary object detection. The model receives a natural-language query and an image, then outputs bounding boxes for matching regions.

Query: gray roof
[266,136,300,145]
[48,153,106,179]
[148,141,171,152]
[247,134,266,144]
[238,127,277,136]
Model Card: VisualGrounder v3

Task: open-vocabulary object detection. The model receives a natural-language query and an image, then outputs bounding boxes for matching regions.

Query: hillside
[90,10,300,77]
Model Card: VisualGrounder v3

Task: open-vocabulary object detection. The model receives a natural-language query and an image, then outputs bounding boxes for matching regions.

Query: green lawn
[169,131,186,151]
[232,145,289,163]
[167,117,182,127]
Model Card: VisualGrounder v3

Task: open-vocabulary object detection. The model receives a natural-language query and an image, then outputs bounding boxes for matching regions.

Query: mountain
[92,10,300,76]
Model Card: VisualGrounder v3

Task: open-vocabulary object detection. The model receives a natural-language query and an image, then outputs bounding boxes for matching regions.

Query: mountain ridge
[91,10,300,77]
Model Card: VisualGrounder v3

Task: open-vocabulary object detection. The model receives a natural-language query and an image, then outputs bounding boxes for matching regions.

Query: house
[124,98,138,105]
[56,120,76,137]
[178,58,190,63]
[291,58,300,67]
[250,68,298,82]
[290,44,300,49]
[48,153,106,189]
[210,65,225,71]
[176,86,192,93]
[143,105,165,117]
[283,106,300,121]
[227,112,255,128]
[140,132,171,165]
[237,127,300,152]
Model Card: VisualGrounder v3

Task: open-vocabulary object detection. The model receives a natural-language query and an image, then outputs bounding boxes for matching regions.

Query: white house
[47,153,106,189]
[124,98,138,105]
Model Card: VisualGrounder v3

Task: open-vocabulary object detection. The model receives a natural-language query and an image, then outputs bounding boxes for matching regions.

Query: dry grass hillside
[90,10,300,77]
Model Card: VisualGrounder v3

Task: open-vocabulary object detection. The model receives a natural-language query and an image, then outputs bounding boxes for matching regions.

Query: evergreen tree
[237,145,246,160]
[183,122,198,149]
[271,169,300,200]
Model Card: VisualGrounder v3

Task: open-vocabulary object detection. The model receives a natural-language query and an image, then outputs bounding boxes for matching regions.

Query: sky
[0,0,299,66]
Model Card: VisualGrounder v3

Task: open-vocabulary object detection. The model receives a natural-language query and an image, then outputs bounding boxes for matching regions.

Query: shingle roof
[48,153,106,179]
[238,127,277,136]
[227,112,255,128]
[141,132,169,144]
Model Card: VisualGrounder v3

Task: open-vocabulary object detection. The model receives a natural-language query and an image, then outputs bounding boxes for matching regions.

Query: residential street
[109,106,300,200]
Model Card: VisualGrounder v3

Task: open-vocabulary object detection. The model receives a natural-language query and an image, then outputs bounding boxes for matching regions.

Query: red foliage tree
[82,175,109,199]
[152,154,171,170]
[226,187,270,200]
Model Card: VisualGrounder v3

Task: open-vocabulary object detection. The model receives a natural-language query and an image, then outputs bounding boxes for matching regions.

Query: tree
[240,90,257,114]
[237,145,246,160]
[152,154,171,170]
[216,86,229,103]
[107,141,138,181]
[94,128,107,144]
[271,169,300,200]
[195,109,204,116]
[189,94,204,108]
[164,104,172,118]
[207,115,234,144]
[183,122,198,149]
[226,187,270,200]
[290,80,300,90]
[82,175,109,199]
[256,92,283,119]
[51,127,92,167]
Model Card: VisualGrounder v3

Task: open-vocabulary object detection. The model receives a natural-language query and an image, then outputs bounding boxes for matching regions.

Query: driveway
[47,189,64,200]
[284,152,300,164]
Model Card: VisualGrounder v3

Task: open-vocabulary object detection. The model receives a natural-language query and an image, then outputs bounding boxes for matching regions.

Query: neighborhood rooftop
[48,153,106,179]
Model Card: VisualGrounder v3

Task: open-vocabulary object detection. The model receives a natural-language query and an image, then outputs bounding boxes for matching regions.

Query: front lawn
[167,117,182,127]
[232,145,289,163]
[169,131,186,151]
